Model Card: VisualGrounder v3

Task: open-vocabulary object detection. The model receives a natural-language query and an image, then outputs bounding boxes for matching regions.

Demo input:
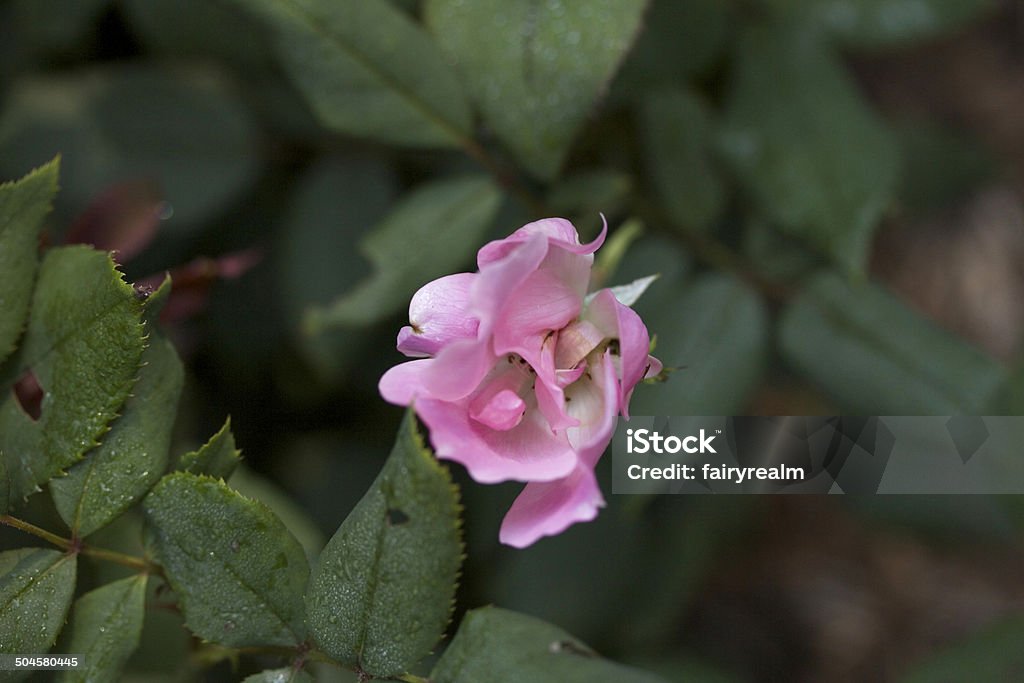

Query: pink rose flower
[379,218,661,547]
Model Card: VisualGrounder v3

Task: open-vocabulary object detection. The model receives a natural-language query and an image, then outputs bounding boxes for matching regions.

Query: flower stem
[0,514,71,549]
[79,545,155,573]
[1,514,160,574]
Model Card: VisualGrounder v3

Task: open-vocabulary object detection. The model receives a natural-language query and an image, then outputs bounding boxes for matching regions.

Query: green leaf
[719,24,898,272]
[306,176,502,331]
[143,473,310,647]
[635,656,745,683]
[0,548,77,655]
[139,273,172,322]
[177,418,242,480]
[230,466,326,564]
[51,332,183,536]
[0,0,109,67]
[278,156,397,382]
[305,411,461,677]
[764,0,996,49]
[629,274,769,415]
[607,234,693,322]
[779,272,1006,414]
[228,0,472,147]
[0,66,260,233]
[242,668,313,683]
[742,219,824,282]
[899,616,1024,682]
[122,0,274,72]
[611,0,730,100]
[425,0,648,180]
[547,170,632,224]
[58,574,146,683]
[0,158,59,366]
[641,89,725,234]
[122,575,191,677]
[0,246,145,507]
[431,607,668,683]
[620,498,755,647]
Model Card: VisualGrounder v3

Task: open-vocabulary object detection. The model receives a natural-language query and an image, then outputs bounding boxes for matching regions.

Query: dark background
[2,1,1024,680]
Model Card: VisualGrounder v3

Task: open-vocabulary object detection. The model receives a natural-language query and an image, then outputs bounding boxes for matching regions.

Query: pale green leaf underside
[587,274,658,308]
[58,574,146,683]
[425,0,648,180]
[431,607,668,683]
[0,157,59,367]
[52,333,184,537]
[305,411,462,677]
[307,176,501,331]
[0,548,77,656]
[0,246,145,508]
[143,473,309,648]
[231,0,471,147]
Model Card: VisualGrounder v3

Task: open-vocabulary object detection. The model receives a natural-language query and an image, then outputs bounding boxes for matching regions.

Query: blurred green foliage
[1,0,1021,681]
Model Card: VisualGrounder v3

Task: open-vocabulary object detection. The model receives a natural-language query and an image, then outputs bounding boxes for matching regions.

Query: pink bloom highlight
[379,218,661,547]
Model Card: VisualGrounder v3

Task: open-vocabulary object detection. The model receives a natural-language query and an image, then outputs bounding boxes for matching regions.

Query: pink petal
[422,338,496,402]
[497,353,618,547]
[468,365,530,431]
[397,273,478,357]
[565,350,620,467]
[415,397,577,484]
[492,268,582,358]
[471,232,549,338]
[470,389,525,431]
[584,289,656,418]
[645,355,663,378]
[516,217,583,244]
[477,217,607,267]
[511,330,579,433]
[556,364,587,388]
[378,359,433,405]
[554,320,605,370]
[533,374,579,432]
[498,464,605,548]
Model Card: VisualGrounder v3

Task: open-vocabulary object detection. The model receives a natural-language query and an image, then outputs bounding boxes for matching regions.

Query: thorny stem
[1,514,159,574]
